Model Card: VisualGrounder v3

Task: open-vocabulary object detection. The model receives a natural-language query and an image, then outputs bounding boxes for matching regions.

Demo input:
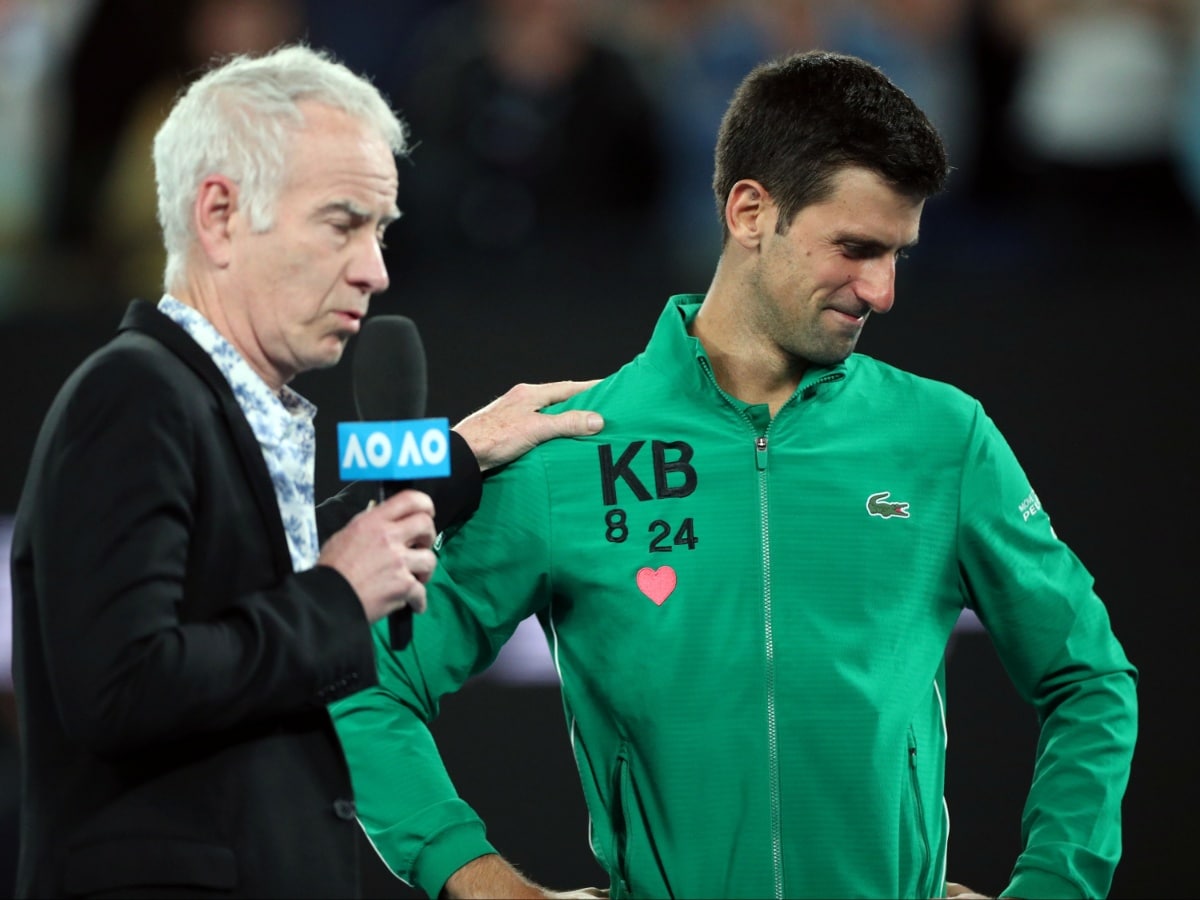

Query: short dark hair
[713,51,949,241]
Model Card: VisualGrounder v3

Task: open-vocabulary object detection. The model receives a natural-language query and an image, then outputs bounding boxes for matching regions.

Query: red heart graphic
[636,566,677,606]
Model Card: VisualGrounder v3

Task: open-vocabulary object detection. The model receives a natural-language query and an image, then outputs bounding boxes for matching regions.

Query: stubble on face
[753,167,922,369]
[747,228,863,372]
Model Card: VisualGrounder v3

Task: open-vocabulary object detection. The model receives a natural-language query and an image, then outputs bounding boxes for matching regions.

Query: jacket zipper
[757,431,784,899]
[755,377,841,898]
[699,359,845,899]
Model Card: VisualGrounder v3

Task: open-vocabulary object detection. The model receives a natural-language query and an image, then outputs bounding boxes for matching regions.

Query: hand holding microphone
[316,490,437,623]
[335,315,451,646]
[332,315,607,643]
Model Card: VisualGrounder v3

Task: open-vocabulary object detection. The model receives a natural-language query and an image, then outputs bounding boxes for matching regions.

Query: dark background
[1,0,1197,897]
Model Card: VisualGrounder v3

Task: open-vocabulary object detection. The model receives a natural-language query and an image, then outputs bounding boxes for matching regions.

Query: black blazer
[9,301,481,898]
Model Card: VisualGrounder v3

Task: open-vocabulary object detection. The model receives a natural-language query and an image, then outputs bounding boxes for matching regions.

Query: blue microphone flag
[337,418,452,481]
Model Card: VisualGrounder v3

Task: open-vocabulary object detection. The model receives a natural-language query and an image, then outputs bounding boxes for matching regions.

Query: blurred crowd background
[3,0,1200,316]
[1,0,1197,897]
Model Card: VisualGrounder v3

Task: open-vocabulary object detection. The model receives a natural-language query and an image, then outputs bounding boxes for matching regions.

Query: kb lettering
[598,440,697,505]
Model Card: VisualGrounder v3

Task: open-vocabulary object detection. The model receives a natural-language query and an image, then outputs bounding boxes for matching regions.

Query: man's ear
[193,175,239,269]
[725,179,775,250]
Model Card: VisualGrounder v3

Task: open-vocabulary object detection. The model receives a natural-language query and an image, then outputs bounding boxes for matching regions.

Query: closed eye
[838,240,916,262]
[840,241,886,260]
[319,201,400,248]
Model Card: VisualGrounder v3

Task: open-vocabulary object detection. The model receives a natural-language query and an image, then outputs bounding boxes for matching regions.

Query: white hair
[153,44,407,291]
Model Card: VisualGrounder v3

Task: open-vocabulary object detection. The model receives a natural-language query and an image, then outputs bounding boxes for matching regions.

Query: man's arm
[331,450,593,897]
[441,854,608,899]
[957,406,1137,899]
[440,854,548,899]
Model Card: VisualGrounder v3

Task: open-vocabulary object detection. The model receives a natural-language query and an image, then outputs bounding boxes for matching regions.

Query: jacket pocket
[609,749,633,899]
[903,727,933,895]
[63,836,237,896]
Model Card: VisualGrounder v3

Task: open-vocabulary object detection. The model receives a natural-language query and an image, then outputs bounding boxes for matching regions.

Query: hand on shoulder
[454,380,604,472]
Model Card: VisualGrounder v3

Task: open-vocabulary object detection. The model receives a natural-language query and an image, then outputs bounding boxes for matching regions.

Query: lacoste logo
[866,491,910,519]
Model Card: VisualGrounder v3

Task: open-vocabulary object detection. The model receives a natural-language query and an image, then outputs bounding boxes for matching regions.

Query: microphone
[345,315,449,649]
[352,315,427,436]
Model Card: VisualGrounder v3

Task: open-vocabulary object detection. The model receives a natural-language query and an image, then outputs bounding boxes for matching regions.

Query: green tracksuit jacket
[332,294,1137,900]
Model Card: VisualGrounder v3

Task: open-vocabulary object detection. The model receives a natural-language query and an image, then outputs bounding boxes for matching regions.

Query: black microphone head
[352,315,428,421]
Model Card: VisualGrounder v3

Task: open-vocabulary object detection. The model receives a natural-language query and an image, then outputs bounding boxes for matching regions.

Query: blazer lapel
[118,300,294,577]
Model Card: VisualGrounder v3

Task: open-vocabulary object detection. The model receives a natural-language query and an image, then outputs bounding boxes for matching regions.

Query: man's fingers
[372,488,435,520]
[526,378,602,407]
[539,409,605,439]
[388,512,436,552]
[398,582,427,615]
[406,547,438,583]
[523,381,603,436]
[452,379,605,471]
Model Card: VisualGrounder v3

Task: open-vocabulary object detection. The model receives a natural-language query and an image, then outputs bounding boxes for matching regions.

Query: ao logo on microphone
[337,419,451,481]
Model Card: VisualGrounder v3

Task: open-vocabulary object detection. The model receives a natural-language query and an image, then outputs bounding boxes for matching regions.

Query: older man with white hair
[10,44,601,899]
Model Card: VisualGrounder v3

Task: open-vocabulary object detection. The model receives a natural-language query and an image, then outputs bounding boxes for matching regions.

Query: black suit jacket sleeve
[315,430,482,541]
[30,332,373,758]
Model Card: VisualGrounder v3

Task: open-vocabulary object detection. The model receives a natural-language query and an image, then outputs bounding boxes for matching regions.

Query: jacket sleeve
[315,430,483,540]
[330,450,553,897]
[32,352,376,756]
[956,404,1137,899]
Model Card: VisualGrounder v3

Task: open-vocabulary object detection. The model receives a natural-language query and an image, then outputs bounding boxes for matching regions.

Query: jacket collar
[119,299,234,399]
[117,299,294,576]
[644,293,849,404]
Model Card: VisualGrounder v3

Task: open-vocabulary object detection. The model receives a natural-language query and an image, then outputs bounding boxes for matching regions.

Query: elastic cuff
[1003,866,1087,899]
[413,820,497,899]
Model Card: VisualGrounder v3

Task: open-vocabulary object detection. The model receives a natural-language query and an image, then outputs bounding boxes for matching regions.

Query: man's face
[228,102,399,387]
[748,166,924,367]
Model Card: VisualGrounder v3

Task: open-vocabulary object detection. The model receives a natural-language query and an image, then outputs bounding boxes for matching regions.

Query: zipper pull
[755,435,768,471]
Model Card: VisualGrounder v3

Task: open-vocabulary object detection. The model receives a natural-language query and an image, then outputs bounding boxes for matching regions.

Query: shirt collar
[156,294,317,422]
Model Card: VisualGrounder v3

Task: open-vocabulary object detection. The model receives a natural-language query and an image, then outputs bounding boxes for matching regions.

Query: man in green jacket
[332,50,1137,900]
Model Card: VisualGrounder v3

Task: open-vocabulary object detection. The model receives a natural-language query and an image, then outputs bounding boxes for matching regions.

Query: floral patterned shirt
[158,295,319,572]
